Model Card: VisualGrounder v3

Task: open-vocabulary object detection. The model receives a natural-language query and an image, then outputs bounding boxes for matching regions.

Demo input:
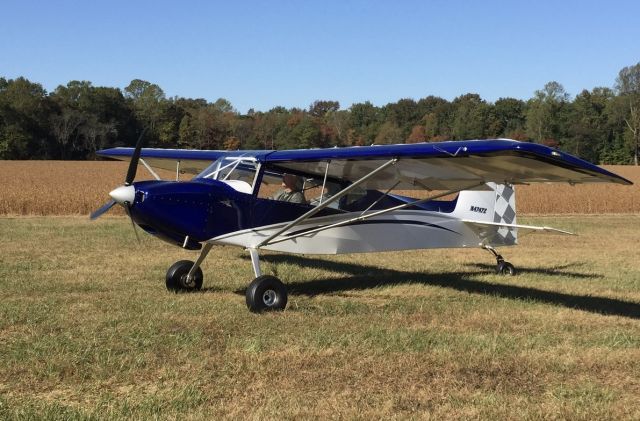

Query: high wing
[98,139,632,187]
[96,147,269,175]
[262,139,631,189]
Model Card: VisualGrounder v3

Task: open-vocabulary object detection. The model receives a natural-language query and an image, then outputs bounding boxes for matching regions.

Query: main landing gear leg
[245,248,288,313]
[165,243,213,292]
[482,245,516,276]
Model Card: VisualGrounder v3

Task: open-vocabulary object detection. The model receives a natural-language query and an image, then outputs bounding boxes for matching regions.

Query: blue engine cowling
[128,179,254,250]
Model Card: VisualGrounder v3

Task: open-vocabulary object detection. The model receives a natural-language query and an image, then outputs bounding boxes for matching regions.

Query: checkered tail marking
[493,184,517,245]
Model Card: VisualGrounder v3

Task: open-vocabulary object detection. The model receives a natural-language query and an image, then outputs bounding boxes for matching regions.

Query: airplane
[90,137,632,312]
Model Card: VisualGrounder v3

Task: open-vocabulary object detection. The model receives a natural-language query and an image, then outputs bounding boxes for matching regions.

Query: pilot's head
[282,174,302,192]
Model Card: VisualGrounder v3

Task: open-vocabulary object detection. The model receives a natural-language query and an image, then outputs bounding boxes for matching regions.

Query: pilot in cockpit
[309,182,341,208]
[272,174,306,204]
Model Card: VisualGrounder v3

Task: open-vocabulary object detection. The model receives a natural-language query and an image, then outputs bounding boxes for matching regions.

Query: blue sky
[1,0,639,112]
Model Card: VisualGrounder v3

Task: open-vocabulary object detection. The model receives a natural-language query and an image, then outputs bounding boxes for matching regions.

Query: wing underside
[268,152,631,191]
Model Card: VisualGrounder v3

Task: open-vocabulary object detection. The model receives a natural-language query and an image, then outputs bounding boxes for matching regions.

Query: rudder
[453,183,517,245]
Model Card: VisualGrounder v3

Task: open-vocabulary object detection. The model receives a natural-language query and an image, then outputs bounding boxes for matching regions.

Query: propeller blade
[123,204,141,244]
[89,199,117,220]
[124,128,147,186]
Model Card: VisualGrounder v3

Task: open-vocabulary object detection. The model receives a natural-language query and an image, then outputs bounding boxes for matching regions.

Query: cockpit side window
[257,166,348,209]
[307,179,344,209]
[257,168,306,202]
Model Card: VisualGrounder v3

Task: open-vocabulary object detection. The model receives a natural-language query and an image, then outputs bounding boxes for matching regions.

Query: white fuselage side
[209,210,510,254]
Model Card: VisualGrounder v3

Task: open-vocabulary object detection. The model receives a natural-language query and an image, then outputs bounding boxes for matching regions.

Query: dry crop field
[0,161,639,215]
[0,215,639,419]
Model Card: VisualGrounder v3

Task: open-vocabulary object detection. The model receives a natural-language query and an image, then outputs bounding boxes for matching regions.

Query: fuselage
[126,177,496,254]
[128,178,341,250]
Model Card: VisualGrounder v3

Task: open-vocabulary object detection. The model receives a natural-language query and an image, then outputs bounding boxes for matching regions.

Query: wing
[264,139,632,190]
[98,140,632,188]
[96,147,269,175]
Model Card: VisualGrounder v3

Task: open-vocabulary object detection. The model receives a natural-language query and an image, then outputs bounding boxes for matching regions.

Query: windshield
[196,156,260,193]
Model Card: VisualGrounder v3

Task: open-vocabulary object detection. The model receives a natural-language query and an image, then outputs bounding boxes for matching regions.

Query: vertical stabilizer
[453,183,518,245]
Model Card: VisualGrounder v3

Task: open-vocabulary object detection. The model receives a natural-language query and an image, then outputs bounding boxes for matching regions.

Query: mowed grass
[0,215,639,419]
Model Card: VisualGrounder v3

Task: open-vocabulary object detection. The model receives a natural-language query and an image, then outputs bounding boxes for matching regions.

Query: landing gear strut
[164,245,289,312]
[166,243,212,292]
[245,248,288,312]
[483,245,516,276]
[166,260,203,291]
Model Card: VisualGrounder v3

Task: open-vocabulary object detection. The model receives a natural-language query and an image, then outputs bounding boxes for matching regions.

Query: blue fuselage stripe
[285,218,460,237]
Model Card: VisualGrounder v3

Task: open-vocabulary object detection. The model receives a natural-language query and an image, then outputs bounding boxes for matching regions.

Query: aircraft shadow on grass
[234,254,640,319]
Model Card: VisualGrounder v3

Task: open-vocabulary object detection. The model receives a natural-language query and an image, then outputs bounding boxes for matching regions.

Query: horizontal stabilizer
[462,219,575,236]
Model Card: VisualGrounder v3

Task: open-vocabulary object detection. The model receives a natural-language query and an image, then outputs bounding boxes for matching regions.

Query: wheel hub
[262,289,277,306]
[180,274,194,288]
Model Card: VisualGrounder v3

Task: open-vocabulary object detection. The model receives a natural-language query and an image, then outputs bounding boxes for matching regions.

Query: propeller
[125,128,146,186]
[90,129,147,241]
[89,199,116,220]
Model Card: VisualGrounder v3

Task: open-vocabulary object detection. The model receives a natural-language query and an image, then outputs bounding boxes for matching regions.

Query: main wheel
[496,261,516,276]
[245,275,288,312]
[166,260,203,292]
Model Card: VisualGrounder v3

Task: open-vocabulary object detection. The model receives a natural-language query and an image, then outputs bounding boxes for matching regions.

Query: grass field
[1,215,639,419]
[1,161,639,215]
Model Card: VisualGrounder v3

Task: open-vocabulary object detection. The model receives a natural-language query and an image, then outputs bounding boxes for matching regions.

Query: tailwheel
[483,245,516,276]
[166,260,203,292]
[496,261,516,276]
[246,275,288,312]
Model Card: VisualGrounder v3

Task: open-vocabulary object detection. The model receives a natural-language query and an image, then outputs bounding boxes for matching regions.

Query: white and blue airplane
[91,137,632,312]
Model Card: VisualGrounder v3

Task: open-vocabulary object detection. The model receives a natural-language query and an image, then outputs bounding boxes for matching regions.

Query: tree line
[1,62,639,164]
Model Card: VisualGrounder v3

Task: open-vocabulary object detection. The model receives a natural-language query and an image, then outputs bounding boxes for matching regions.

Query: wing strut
[262,181,485,247]
[318,160,330,205]
[254,158,398,248]
[140,158,162,181]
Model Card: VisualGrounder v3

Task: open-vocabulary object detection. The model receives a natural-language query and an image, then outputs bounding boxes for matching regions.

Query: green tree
[124,79,166,134]
[323,109,349,146]
[494,97,526,138]
[564,88,613,162]
[50,81,133,157]
[50,109,85,159]
[451,93,489,140]
[349,101,382,144]
[0,77,52,159]
[179,105,232,150]
[374,121,403,144]
[383,98,420,138]
[212,98,235,113]
[309,100,339,117]
[615,62,640,165]
[526,81,570,145]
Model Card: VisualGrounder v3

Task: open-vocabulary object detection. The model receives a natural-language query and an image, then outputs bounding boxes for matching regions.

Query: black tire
[166,260,203,292]
[245,275,288,312]
[497,261,516,276]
